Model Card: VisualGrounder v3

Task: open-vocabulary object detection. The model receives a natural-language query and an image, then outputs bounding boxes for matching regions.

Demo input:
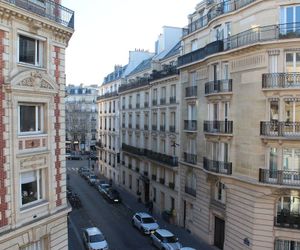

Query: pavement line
[68,214,83,247]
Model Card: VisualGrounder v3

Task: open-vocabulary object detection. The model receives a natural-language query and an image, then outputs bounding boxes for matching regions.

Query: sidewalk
[98,175,217,250]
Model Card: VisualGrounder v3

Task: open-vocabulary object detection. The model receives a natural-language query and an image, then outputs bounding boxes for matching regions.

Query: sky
[62,0,200,86]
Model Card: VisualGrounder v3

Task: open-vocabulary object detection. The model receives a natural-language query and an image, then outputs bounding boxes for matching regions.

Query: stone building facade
[65,84,98,153]
[0,0,74,249]
[178,0,300,249]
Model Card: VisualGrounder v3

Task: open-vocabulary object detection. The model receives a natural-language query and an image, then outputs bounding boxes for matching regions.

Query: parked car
[81,170,91,179]
[132,212,159,235]
[180,248,197,250]
[97,183,111,195]
[78,167,88,174]
[82,227,108,250]
[150,229,182,250]
[68,154,83,160]
[103,188,121,203]
[87,174,98,186]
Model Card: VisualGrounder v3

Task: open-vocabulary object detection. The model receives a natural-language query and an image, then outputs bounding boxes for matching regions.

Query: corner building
[0,1,74,249]
[179,0,300,249]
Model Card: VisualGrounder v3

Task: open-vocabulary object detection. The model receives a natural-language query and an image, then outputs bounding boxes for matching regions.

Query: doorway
[214,216,225,249]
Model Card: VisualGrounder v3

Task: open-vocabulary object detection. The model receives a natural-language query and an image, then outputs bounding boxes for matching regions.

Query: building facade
[65,84,98,153]
[0,0,74,249]
[178,0,300,249]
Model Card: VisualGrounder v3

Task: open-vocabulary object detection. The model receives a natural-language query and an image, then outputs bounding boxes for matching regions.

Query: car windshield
[90,175,97,179]
[163,236,178,243]
[89,234,105,243]
[142,217,155,223]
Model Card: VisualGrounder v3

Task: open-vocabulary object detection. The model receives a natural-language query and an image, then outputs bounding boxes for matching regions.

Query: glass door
[285,52,300,87]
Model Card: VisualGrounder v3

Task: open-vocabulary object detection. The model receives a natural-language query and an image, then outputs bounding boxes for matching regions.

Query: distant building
[0,0,74,249]
[66,84,98,152]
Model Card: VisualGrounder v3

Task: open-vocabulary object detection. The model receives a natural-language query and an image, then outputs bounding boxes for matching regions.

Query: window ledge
[20,200,49,213]
[17,149,50,158]
[17,62,46,71]
[18,133,48,139]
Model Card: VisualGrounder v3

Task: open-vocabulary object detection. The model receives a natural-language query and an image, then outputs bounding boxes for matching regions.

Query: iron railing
[185,186,196,197]
[119,77,150,93]
[160,98,166,105]
[144,102,149,108]
[185,86,198,97]
[205,79,233,95]
[169,125,176,133]
[260,121,300,137]
[262,73,300,89]
[160,125,166,132]
[97,91,118,100]
[183,0,256,36]
[122,143,144,156]
[203,157,232,175]
[179,23,300,67]
[151,66,179,81]
[170,96,176,104]
[152,125,157,131]
[274,213,300,229]
[183,152,197,165]
[145,149,178,167]
[144,124,149,130]
[259,169,300,186]
[184,120,197,131]
[4,0,74,28]
[204,120,233,134]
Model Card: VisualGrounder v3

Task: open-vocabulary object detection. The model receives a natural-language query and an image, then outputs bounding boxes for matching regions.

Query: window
[170,85,176,98]
[215,181,226,203]
[19,35,43,66]
[20,169,43,206]
[281,5,300,33]
[191,39,198,51]
[19,104,43,134]
[275,239,300,250]
[20,239,45,250]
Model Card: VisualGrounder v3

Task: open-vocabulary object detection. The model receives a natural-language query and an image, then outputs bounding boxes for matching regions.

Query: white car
[82,227,108,250]
[150,229,182,250]
[132,212,159,235]
[180,248,197,250]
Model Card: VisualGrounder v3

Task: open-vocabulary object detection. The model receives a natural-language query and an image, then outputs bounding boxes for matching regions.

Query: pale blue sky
[63,0,200,86]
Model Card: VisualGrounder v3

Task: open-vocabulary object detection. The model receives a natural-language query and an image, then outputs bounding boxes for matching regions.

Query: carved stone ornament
[16,71,54,90]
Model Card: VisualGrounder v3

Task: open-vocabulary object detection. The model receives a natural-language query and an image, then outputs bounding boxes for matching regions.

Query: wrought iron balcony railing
[169,125,176,133]
[160,98,166,105]
[259,169,300,186]
[204,120,233,134]
[180,23,300,67]
[274,213,300,230]
[184,186,196,197]
[262,73,300,89]
[151,174,157,181]
[144,124,149,130]
[169,182,175,190]
[119,77,150,93]
[151,65,179,81]
[205,79,233,95]
[160,125,166,132]
[152,125,157,131]
[152,100,157,106]
[203,157,232,175]
[97,91,118,100]
[170,96,176,104]
[136,124,140,130]
[185,86,198,98]
[260,121,300,137]
[136,103,140,108]
[183,152,197,165]
[122,143,144,156]
[184,120,197,131]
[183,0,256,36]
[4,0,75,29]
[144,102,149,108]
[145,149,178,167]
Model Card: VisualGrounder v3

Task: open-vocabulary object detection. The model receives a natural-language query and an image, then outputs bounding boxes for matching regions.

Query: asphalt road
[67,160,156,250]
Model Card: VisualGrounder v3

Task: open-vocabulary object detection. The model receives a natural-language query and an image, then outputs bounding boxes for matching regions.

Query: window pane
[21,172,38,205]
[283,148,293,170]
[286,53,294,73]
[296,101,300,122]
[270,101,279,121]
[20,105,36,132]
[19,35,35,64]
[285,101,293,122]
[269,148,277,171]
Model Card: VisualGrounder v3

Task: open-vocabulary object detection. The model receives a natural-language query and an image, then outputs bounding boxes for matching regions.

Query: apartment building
[119,27,182,221]
[0,0,74,249]
[97,50,153,184]
[65,84,98,152]
[178,0,300,249]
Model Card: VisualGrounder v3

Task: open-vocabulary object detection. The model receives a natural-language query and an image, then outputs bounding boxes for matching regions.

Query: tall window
[215,181,226,203]
[161,87,166,99]
[286,52,300,73]
[153,89,157,102]
[19,104,43,134]
[20,239,46,250]
[191,39,198,51]
[270,100,279,122]
[170,85,176,98]
[19,35,43,66]
[283,148,300,172]
[20,169,43,206]
[281,5,300,32]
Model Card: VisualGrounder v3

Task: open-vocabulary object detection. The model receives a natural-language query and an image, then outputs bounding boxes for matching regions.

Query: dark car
[103,188,121,203]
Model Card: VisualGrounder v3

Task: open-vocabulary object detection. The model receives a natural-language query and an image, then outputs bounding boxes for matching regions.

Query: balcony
[151,174,157,181]
[160,98,166,105]
[122,123,125,128]
[152,100,157,106]
[260,121,300,137]
[184,120,197,131]
[169,96,176,104]
[262,73,300,89]
[203,157,232,175]
[129,104,132,109]
[259,169,300,186]
[274,213,300,230]
[185,86,197,98]
[180,23,300,68]
[169,125,176,133]
[136,124,140,130]
[159,178,165,185]
[169,182,175,190]
[183,0,256,36]
[205,79,233,95]
[151,65,179,81]
[144,102,149,108]
[185,186,196,197]
[145,149,178,167]
[160,125,166,132]
[122,105,125,110]
[4,0,75,29]
[128,124,132,129]
[204,120,233,134]
[119,77,150,93]
[183,152,197,165]
[136,103,140,108]
[144,124,149,130]
[152,125,157,131]
[122,143,144,156]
